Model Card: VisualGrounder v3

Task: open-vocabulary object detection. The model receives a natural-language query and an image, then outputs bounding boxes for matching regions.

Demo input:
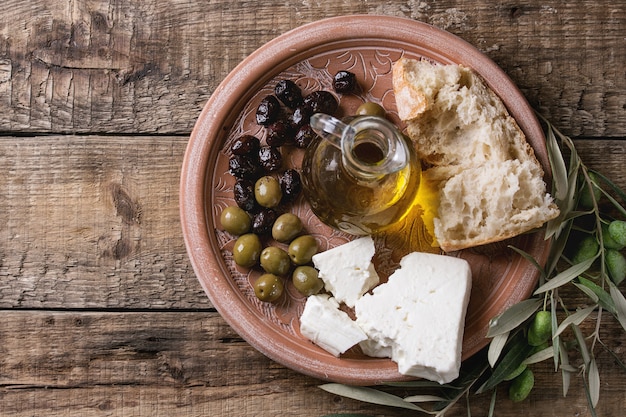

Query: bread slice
[392,58,559,251]
[394,58,538,182]
[433,160,560,251]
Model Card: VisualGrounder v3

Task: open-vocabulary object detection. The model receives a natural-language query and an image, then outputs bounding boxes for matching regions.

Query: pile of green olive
[221,208,323,302]
[221,70,391,303]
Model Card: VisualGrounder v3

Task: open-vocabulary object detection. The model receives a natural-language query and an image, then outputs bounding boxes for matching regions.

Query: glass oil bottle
[302,113,423,236]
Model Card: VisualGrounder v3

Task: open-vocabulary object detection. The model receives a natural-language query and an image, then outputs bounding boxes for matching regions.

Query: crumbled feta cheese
[312,236,379,308]
[355,252,472,384]
[299,294,368,357]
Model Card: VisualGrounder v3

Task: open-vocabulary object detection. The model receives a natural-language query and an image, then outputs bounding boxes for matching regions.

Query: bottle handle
[310,112,410,175]
[309,113,350,150]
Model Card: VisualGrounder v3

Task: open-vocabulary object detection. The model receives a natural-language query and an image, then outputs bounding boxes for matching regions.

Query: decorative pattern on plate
[211,46,545,345]
[212,50,411,338]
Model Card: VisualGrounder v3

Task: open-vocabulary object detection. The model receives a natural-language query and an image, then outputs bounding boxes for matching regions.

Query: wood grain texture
[0,136,623,310]
[0,0,624,136]
[0,310,624,417]
[0,135,208,309]
[0,136,624,416]
[1,0,625,415]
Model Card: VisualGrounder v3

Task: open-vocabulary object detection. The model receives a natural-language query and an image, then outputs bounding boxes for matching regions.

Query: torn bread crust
[392,58,559,252]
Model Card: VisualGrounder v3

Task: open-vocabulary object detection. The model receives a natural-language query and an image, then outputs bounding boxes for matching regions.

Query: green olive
[272,213,303,243]
[260,246,291,276]
[504,363,528,382]
[527,310,552,346]
[220,206,251,235]
[529,341,550,356]
[355,102,386,118]
[602,223,624,250]
[608,220,626,247]
[606,248,626,285]
[288,235,318,265]
[253,273,284,302]
[571,235,599,264]
[508,368,534,402]
[579,172,602,209]
[254,176,282,208]
[292,266,324,296]
[232,233,262,268]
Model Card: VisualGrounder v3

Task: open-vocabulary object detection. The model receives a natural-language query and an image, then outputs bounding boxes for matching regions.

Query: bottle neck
[340,116,410,180]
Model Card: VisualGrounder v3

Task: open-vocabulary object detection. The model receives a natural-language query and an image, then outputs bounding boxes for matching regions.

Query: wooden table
[1,1,625,415]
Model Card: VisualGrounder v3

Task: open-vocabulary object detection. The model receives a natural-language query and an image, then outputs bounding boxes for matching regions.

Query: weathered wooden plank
[0,310,623,416]
[0,310,417,416]
[0,135,208,309]
[0,136,624,309]
[0,0,624,136]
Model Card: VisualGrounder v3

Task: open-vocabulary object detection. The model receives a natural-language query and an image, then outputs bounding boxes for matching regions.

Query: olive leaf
[545,151,580,239]
[508,246,547,284]
[609,281,626,332]
[477,335,534,394]
[486,298,542,337]
[571,322,591,365]
[386,380,458,389]
[487,331,509,367]
[599,188,626,218]
[553,305,595,339]
[559,340,572,397]
[574,277,616,314]
[571,322,597,417]
[539,115,571,208]
[523,346,554,365]
[591,169,626,212]
[545,119,568,201]
[318,384,427,412]
[534,255,598,295]
[507,245,543,270]
[403,395,447,403]
[488,390,498,417]
[546,217,573,277]
[588,357,601,407]
[550,294,561,371]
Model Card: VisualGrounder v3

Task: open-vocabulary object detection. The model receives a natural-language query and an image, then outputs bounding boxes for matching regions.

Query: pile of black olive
[221,71,360,302]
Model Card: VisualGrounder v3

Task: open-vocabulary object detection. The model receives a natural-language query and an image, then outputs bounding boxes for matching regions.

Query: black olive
[258,146,283,173]
[274,79,303,109]
[265,120,293,147]
[252,208,278,235]
[256,95,281,126]
[229,154,262,180]
[233,179,257,212]
[333,70,358,94]
[289,105,313,129]
[303,90,339,115]
[280,169,302,203]
[294,124,317,148]
[231,135,260,156]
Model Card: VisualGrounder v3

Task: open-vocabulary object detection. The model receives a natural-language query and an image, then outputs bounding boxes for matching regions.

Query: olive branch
[318,116,626,416]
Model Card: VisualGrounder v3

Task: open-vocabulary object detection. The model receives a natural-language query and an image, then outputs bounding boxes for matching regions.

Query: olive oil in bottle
[302,114,422,236]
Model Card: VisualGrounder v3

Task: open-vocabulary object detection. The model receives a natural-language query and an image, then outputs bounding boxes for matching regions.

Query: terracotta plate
[180,15,551,385]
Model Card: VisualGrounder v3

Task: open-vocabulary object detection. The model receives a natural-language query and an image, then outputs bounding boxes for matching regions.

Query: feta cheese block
[354,252,472,384]
[312,236,380,308]
[300,294,368,357]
